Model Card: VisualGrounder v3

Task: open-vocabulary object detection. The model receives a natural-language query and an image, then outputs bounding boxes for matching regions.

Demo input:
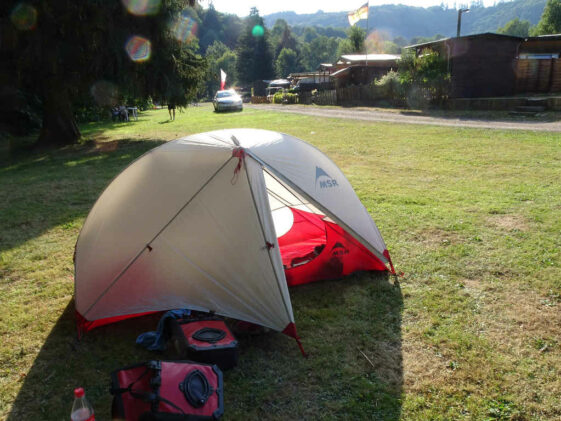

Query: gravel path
[246,104,561,132]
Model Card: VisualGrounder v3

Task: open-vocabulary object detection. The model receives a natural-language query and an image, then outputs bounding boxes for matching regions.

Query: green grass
[1,105,561,420]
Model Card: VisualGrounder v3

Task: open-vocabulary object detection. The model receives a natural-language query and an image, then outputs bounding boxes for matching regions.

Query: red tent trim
[75,310,159,339]
[282,322,307,357]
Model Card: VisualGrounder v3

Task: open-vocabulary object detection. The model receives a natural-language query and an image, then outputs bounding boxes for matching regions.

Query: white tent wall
[77,151,295,332]
[75,141,233,315]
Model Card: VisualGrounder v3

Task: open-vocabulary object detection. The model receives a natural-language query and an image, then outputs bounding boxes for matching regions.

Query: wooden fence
[515,58,561,94]
[298,86,377,106]
[250,96,269,104]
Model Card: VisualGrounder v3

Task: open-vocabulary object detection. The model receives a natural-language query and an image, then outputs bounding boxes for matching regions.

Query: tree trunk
[36,79,81,148]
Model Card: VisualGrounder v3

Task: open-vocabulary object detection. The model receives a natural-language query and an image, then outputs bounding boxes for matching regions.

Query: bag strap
[129,389,187,415]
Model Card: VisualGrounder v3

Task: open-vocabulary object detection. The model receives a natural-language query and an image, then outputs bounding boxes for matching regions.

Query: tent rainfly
[74,129,395,351]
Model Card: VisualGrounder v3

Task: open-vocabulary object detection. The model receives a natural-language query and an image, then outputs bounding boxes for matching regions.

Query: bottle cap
[74,387,85,398]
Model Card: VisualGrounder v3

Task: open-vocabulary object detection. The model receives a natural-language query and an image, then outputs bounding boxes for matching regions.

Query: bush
[373,71,404,105]
[398,49,450,108]
[272,92,298,104]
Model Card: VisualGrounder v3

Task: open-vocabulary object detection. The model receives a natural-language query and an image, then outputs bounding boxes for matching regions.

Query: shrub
[373,70,403,104]
[398,49,450,108]
[272,92,298,104]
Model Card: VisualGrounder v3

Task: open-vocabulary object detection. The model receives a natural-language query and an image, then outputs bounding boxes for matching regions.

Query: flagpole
[364,2,369,83]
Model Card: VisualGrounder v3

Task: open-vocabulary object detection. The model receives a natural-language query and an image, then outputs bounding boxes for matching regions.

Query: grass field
[1,104,561,420]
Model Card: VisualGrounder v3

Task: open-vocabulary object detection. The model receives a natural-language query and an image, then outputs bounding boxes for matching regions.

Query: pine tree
[235,8,274,86]
[1,0,205,147]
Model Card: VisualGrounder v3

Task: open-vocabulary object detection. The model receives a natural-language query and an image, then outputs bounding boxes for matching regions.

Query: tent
[74,129,395,348]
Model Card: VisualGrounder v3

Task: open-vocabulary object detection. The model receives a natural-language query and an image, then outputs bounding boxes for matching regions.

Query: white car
[213,90,243,112]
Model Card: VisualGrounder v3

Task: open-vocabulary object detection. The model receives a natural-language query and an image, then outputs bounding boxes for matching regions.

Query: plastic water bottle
[71,387,95,421]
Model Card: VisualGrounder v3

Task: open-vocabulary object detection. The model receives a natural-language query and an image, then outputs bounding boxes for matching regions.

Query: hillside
[263,0,546,40]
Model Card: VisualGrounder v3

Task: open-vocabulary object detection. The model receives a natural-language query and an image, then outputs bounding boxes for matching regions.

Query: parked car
[213,90,243,112]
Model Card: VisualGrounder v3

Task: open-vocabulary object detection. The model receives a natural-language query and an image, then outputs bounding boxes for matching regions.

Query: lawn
[1,105,560,420]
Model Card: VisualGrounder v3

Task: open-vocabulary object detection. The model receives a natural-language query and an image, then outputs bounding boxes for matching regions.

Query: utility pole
[457,8,469,37]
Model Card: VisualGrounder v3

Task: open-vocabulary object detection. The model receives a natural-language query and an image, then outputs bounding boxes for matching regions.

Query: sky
[202,0,501,17]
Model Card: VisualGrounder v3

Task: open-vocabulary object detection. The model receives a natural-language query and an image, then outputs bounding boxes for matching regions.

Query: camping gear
[167,317,238,370]
[136,309,190,351]
[110,360,224,420]
[74,129,395,350]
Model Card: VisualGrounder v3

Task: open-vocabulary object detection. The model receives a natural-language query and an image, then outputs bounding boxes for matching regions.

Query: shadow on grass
[8,272,402,420]
[0,138,165,254]
[231,271,403,419]
[7,301,169,420]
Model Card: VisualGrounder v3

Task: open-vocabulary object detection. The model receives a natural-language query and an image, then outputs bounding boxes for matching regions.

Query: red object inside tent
[278,208,388,286]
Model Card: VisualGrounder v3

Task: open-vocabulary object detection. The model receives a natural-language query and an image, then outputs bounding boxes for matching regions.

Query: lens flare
[171,13,198,43]
[90,81,119,107]
[365,31,384,53]
[10,3,37,31]
[251,25,264,38]
[125,36,152,62]
[121,0,160,16]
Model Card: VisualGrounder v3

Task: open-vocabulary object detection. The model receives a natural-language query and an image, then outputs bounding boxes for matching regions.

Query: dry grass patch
[402,339,453,392]
[486,214,529,232]
[412,228,462,248]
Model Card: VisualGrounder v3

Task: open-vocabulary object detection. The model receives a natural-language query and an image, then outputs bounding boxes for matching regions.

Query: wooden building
[407,33,523,98]
[515,35,561,94]
[319,54,400,87]
[408,33,561,98]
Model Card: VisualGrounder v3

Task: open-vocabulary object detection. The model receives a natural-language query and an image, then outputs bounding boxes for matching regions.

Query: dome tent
[74,129,395,349]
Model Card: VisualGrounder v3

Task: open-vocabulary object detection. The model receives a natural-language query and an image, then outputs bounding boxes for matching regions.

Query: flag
[348,2,368,26]
[220,69,227,90]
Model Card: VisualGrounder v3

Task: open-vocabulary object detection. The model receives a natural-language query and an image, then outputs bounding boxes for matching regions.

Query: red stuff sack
[110,360,224,420]
[166,318,238,371]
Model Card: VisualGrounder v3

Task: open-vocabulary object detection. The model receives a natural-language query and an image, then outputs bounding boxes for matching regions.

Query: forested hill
[263,0,546,39]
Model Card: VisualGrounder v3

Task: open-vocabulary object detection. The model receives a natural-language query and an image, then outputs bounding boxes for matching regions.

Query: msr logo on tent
[315,166,338,189]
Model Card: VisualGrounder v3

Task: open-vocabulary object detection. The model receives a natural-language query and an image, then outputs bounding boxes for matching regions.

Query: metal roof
[330,67,351,78]
[405,32,524,49]
[338,54,400,63]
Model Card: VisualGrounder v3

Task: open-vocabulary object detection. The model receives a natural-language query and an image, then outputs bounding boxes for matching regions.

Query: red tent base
[75,310,160,338]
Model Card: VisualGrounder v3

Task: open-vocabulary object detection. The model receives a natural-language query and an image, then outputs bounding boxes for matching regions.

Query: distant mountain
[263,0,546,40]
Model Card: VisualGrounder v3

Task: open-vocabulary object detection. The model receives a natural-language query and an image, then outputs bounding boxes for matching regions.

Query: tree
[398,48,450,107]
[532,0,561,35]
[497,18,531,37]
[235,8,274,85]
[275,48,299,77]
[1,0,205,147]
[349,26,366,53]
[271,21,299,59]
[204,41,236,97]
[300,36,340,70]
[336,26,366,57]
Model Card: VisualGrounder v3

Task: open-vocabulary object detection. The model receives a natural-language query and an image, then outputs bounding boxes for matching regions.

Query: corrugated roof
[405,32,523,49]
[339,54,401,62]
[330,67,351,78]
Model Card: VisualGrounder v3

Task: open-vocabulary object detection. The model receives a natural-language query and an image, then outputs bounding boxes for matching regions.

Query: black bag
[166,318,238,371]
[110,360,224,420]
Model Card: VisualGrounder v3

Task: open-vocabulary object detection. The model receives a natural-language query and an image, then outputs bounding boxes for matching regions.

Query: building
[319,54,400,87]
[516,34,561,94]
[407,32,561,98]
[407,33,522,98]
